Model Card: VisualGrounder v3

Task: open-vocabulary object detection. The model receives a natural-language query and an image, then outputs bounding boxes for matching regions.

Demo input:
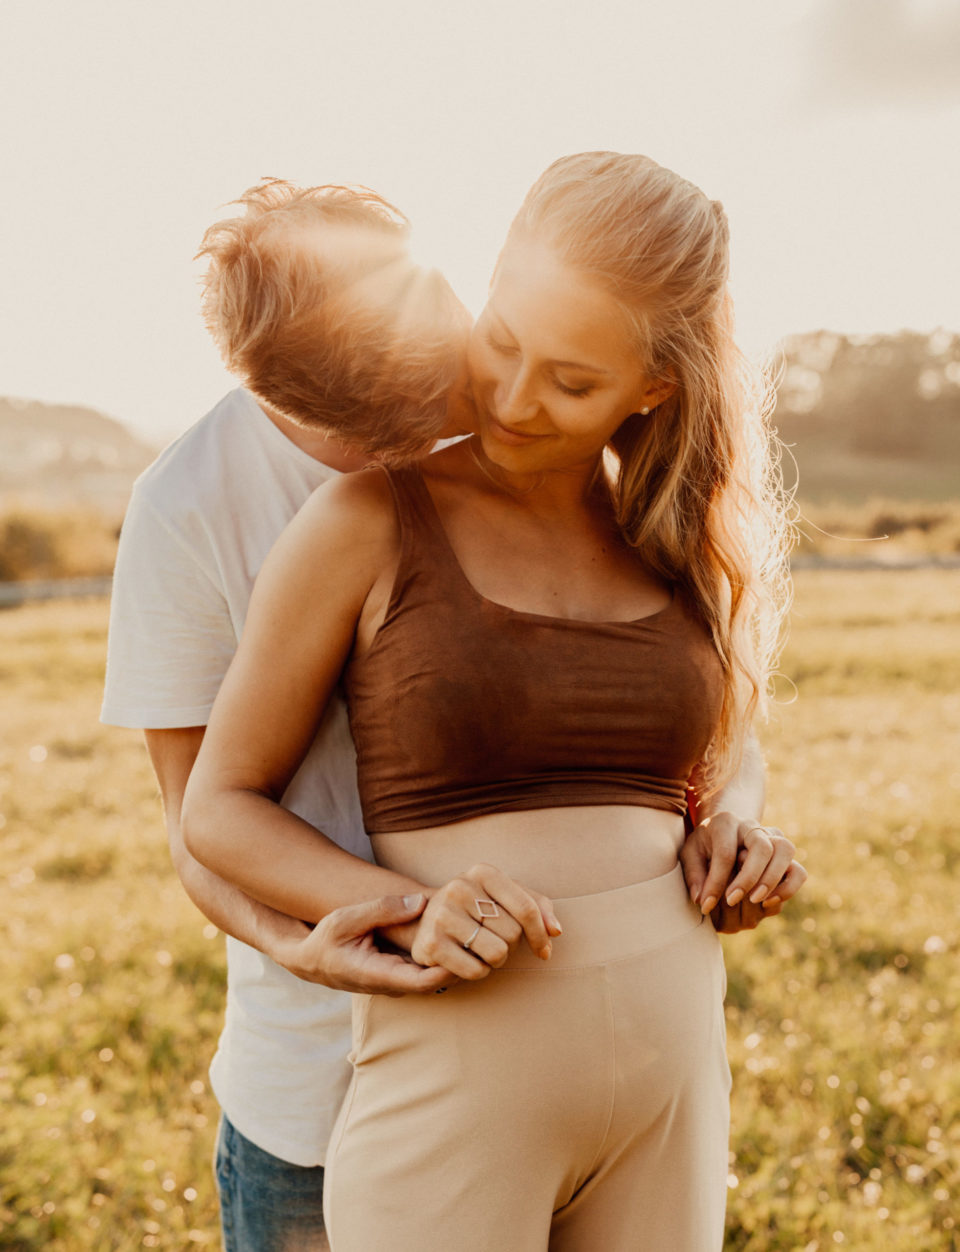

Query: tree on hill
[775,328,960,459]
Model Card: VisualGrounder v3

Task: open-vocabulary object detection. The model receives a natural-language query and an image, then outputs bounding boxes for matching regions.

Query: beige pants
[324,865,731,1252]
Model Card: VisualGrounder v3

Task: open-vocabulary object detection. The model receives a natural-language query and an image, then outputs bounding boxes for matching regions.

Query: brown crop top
[345,465,725,833]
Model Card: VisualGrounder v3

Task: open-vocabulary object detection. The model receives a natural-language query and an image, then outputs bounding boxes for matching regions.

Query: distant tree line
[775,328,960,460]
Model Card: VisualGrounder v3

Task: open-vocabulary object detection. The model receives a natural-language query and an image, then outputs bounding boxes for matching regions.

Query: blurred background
[1,2,958,1249]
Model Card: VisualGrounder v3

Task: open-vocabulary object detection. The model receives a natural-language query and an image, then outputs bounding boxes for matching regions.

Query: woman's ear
[638,372,678,414]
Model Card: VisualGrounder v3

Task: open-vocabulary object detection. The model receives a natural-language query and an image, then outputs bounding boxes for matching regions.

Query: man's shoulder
[132,389,262,514]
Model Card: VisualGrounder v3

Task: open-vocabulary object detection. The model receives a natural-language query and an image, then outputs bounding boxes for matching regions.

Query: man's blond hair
[198,179,468,461]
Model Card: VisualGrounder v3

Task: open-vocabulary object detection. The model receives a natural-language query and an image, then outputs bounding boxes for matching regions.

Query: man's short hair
[198,179,469,461]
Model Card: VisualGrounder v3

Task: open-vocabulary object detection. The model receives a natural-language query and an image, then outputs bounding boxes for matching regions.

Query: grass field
[1,570,958,1250]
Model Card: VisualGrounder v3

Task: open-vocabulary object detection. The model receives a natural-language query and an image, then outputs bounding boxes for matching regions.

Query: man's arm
[680,733,807,933]
[146,727,453,994]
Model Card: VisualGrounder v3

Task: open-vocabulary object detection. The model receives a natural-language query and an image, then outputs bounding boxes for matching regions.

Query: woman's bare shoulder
[285,466,400,558]
[249,467,401,623]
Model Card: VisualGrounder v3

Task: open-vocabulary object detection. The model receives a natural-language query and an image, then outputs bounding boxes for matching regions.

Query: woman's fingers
[680,812,739,915]
[461,864,558,959]
[458,916,511,969]
[744,835,796,904]
[531,889,564,939]
[474,908,523,952]
[762,858,808,908]
[723,825,795,906]
[410,864,559,976]
[409,895,499,980]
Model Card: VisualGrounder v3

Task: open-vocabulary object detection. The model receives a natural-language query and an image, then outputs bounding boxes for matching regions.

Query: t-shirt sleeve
[100,487,238,729]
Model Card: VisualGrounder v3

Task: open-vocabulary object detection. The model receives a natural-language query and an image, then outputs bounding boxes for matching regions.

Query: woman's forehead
[487,238,637,368]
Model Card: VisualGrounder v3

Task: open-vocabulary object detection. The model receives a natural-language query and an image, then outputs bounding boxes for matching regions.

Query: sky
[1,0,958,445]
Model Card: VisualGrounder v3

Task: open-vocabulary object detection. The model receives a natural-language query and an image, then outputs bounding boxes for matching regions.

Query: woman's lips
[485,413,546,447]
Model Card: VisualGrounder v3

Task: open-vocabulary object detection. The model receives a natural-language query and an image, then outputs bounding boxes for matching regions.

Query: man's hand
[271,893,457,996]
[679,810,807,934]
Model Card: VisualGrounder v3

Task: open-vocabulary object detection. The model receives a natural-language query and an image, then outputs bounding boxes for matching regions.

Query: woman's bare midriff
[371,804,686,901]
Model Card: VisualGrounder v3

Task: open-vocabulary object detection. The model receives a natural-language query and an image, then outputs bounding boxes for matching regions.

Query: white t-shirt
[102,388,371,1166]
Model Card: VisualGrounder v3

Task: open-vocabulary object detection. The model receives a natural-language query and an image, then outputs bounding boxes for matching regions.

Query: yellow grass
[1,571,958,1249]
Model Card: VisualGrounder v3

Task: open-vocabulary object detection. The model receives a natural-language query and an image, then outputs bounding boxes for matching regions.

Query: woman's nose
[496,365,538,423]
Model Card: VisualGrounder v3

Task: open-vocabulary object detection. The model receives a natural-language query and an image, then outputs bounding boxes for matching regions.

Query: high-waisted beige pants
[324,865,731,1252]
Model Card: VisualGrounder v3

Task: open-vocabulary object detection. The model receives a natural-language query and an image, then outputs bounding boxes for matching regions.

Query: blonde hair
[198,179,469,462]
[508,152,792,793]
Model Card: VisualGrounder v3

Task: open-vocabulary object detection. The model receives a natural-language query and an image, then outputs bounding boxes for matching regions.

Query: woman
[183,151,797,1250]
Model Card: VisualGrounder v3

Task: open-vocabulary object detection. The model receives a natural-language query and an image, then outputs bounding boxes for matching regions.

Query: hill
[0,397,158,516]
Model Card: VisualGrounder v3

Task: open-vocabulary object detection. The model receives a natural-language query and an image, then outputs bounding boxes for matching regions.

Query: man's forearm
[170,820,310,958]
[146,726,310,961]
[143,727,445,992]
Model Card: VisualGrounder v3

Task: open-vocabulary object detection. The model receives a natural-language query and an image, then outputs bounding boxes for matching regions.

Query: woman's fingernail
[750,885,769,904]
[726,888,744,907]
[540,943,552,960]
[762,895,781,909]
[701,895,718,915]
[402,894,424,910]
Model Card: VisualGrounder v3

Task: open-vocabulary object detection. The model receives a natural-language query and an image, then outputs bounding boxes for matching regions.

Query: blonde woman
[184,152,802,1251]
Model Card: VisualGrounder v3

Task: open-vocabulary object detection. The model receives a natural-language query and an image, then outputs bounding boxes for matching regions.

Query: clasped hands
[678,811,806,934]
[274,813,805,995]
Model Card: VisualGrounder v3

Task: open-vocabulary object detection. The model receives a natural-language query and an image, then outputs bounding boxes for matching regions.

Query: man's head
[198,179,472,462]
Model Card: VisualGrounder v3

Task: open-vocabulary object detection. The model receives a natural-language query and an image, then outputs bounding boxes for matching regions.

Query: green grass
[725,570,960,1250]
[1,576,959,1250]
[794,498,960,560]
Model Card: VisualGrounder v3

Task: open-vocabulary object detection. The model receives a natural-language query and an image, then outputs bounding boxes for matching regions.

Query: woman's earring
[640,406,651,415]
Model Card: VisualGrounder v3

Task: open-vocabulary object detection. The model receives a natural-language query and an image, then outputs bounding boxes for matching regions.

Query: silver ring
[474,897,499,919]
[462,924,483,951]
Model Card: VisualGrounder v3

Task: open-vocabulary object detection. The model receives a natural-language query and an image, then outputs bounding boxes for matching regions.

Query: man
[102,180,472,1251]
[103,179,803,1251]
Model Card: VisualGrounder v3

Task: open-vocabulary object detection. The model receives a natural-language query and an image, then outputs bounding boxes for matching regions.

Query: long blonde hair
[508,152,792,793]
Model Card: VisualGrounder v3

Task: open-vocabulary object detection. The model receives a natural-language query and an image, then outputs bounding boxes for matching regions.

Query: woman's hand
[679,812,807,933]
[274,894,458,996]
[410,864,563,980]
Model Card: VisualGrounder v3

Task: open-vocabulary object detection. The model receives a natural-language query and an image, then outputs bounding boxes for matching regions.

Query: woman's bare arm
[181,471,427,921]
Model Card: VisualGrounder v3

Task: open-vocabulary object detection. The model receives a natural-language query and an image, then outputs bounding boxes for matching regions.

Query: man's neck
[257,401,373,473]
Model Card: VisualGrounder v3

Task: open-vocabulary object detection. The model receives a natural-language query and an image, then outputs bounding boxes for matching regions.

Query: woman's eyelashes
[553,378,593,398]
[484,333,594,399]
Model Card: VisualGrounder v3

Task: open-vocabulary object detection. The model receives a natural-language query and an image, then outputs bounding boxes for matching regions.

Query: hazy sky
[2,0,958,443]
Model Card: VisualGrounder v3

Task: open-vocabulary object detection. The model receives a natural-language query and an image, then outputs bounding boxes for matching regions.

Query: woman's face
[468,236,661,474]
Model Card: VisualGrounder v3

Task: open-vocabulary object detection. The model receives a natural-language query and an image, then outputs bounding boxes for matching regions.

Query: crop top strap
[381,463,463,584]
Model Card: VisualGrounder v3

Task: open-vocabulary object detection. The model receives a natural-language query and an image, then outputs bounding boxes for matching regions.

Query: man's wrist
[259,912,313,967]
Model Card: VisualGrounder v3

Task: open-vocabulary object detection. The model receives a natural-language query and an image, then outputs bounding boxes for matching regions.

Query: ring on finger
[462,923,484,952]
[474,897,499,919]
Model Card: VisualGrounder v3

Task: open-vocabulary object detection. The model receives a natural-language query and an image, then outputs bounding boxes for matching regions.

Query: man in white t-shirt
[102,181,471,1252]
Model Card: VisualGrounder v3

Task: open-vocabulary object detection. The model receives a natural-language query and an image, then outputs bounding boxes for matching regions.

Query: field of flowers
[1,568,958,1250]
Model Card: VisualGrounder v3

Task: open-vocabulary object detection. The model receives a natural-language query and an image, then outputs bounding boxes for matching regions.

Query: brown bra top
[345,465,724,834]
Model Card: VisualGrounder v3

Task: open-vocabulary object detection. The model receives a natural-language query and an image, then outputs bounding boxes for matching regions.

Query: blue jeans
[214,1115,327,1252]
